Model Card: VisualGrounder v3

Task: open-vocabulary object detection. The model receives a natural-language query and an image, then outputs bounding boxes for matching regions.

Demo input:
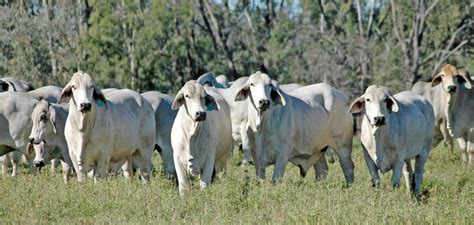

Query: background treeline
[1,0,472,98]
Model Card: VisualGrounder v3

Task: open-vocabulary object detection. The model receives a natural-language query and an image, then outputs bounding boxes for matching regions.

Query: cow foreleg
[272,147,289,184]
[362,145,380,187]
[200,150,216,189]
[391,158,405,189]
[94,159,109,183]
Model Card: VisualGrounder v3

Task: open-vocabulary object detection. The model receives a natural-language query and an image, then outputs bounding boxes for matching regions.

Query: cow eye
[40,114,47,121]
[185,94,190,98]
[71,85,76,89]
[365,98,370,102]
[250,83,254,87]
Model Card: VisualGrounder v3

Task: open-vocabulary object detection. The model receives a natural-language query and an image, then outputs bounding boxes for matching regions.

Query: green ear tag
[97,99,105,108]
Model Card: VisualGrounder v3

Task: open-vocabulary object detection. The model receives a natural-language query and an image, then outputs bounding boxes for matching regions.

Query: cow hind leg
[467,130,474,165]
[333,140,355,185]
[457,138,468,164]
[403,160,414,193]
[314,156,328,182]
[414,150,429,201]
[122,156,134,182]
[136,147,153,183]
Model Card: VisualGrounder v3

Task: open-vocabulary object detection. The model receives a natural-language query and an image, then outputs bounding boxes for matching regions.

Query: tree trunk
[43,0,57,79]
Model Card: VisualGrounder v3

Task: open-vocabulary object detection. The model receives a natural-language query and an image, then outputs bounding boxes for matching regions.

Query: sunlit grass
[0,141,472,223]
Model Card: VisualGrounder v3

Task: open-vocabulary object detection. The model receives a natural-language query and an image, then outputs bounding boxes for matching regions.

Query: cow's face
[26,142,50,169]
[431,64,472,104]
[171,80,219,122]
[58,71,107,113]
[349,85,399,127]
[29,100,56,145]
[235,71,285,112]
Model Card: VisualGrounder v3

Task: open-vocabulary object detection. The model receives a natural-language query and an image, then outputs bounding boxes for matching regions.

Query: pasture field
[1,141,472,224]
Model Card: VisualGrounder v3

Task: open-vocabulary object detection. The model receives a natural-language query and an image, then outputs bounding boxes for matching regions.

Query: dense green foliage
[0,142,472,223]
[1,0,472,98]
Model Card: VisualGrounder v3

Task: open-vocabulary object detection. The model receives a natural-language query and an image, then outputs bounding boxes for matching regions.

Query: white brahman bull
[58,71,155,182]
[141,91,177,179]
[429,64,473,164]
[235,71,354,184]
[171,80,232,194]
[349,85,434,201]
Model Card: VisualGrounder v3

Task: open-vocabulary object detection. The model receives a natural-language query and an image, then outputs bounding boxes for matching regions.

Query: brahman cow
[349,85,434,201]
[58,71,156,182]
[235,71,354,184]
[412,81,452,151]
[0,93,39,176]
[430,64,473,164]
[141,91,177,179]
[171,80,232,194]
[0,77,34,92]
[28,100,73,183]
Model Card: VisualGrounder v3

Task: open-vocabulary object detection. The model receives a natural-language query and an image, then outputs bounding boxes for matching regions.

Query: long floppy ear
[431,73,443,87]
[26,143,34,154]
[386,95,399,113]
[171,90,184,110]
[205,94,219,111]
[235,83,250,102]
[93,87,108,109]
[0,81,9,92]
[457,69,472,89]
[49,104,57,134]
[348,96,365,113]
[270,84,286,106]
[58,84,72,104]
[5,81,15,92]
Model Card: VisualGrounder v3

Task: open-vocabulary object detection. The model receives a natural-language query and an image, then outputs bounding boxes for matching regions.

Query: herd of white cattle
[0,64,472,201]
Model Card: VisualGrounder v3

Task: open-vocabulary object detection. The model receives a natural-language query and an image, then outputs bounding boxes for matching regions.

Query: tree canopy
[1,0,472,97]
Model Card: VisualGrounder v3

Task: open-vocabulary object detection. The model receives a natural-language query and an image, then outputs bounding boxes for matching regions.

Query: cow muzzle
[447,85,457,93]
[79,103,92,112]
[373,116,385,126]
[34,160,45,168]
[194,111,206,121]
[257,99,270,111]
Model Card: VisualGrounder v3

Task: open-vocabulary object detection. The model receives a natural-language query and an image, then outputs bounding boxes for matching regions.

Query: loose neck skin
[445,87,471,134]
[48,104,68,147]
[68,100,97,134]
[247,92,288,133]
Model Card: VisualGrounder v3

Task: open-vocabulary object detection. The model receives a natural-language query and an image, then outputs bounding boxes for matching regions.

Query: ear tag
[207,104,214,111]
[96,99,105,108]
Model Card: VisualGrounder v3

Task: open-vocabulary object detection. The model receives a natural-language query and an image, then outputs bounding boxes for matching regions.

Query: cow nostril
[28,137,34,144]
[34,161,45,168]
[448,86,457,92]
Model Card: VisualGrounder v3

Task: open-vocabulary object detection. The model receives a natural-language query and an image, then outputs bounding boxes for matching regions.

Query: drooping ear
[235,83,250,102]
[348,96,365,113]
[457,69,472,89]
[49,104,57,134]
[26,143,34,154]
[270,84,286,106]
[0,81,9,92]
[386,95,399,113]
[171,90,184,110]
[93,87,108,109]
[431,74,443,87]
[58,84,72,104]
[205,94,219,111]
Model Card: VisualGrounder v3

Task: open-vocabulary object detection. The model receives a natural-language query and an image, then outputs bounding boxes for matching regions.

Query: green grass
[1,141,473,223]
